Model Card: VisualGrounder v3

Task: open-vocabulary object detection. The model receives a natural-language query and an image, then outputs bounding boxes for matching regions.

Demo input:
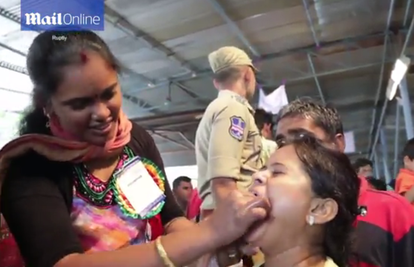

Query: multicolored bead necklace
[0,216,11,241]
[73,146,166,219]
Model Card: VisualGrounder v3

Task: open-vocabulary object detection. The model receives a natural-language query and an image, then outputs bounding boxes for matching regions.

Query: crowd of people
[0,29,413,267]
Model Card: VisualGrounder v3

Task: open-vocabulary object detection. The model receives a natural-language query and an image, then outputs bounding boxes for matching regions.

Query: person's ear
[43,101,54,118]
[213,79,220,90]
[243,66,253,83]
[306,198,338,226]
[261,123,270,136]
[403,155,412,166]
[334,133,345,152]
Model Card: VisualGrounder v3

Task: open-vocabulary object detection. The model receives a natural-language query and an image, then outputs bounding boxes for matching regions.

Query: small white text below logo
[52,35,67,41]
[24,12,101,26]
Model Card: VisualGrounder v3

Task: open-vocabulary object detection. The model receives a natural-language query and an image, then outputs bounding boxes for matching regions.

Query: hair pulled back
[20,30,121,135]
[278,136,360,267]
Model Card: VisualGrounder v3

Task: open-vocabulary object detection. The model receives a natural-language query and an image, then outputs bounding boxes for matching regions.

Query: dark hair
[213,67,243,84]
[352,158,373,172]
[254,109,273,131]
[365,177,387,191]
[278,136,359,267]
[278,99,343,140]
[172,176,192,189]
[19,30,121,136]
[402,138,414,160]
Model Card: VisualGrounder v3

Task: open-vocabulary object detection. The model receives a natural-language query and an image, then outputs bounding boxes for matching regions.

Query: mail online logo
[20,0,105,31]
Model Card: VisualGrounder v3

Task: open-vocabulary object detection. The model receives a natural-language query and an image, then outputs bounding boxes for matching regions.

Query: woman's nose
[92,102,110,120]
[249,171,268,197]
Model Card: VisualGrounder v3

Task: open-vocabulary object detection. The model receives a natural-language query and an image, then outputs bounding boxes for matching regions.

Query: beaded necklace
[73,146,166,219]
[0,216,11,241]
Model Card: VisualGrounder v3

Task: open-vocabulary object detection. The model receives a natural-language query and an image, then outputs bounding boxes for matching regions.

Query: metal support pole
[366,0,396,153]
[307,54,326,104]
[207,0,260,57]
[370,14,414,159]
[152,132,192,150]
[302,0,320,47]
[178,132,195,149]
[382,160,391,182]
[393,102,401,177]
[380,128,392,183]
[403,0,413,28]
[370,100,389,160]
[399,78,414,139]
[374,151,381,178]
[0,61,28,75]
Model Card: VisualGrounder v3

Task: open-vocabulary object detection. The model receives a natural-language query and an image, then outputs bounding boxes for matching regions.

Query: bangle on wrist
[155,236,176,267]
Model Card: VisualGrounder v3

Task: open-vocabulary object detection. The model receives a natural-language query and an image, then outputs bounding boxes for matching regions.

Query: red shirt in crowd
[0,214,24,267]
[186,189,202,221]
[355,177,414,267]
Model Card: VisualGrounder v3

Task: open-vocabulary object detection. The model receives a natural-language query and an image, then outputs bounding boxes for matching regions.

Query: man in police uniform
[195,46,263,219]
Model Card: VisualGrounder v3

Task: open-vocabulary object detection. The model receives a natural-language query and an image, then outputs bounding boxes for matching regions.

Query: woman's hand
[205,190,269,248]
[240,243,259,256]
[188,253,218,267]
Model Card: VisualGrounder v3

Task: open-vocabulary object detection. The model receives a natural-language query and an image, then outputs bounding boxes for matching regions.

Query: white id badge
[117,157,165,216]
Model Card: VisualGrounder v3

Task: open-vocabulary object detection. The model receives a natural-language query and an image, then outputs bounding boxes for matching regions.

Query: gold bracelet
[155,236,176,267]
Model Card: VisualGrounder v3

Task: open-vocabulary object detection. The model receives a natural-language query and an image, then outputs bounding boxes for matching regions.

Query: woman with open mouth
[247,136,361,267]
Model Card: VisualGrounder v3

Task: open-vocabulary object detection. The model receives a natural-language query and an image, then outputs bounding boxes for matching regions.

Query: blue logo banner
[20,0,105,31]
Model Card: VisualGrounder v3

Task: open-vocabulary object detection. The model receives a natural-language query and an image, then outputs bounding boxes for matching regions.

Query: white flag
[344,131,356,153]
[258,85,289,114]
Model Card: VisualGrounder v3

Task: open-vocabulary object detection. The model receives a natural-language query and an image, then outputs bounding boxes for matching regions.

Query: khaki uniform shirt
[260,137,277,164]
[195,90,263,210]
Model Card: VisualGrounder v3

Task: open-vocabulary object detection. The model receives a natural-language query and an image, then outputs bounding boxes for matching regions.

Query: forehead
[360,165,372,169]
[54,53,117,100]
[269,145,300,169]
[276,115,327,138]
[179,181,192,187]
[268,145,312,188]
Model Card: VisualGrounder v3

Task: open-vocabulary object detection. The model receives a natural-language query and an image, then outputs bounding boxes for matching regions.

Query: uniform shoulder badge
[229,116,246,141]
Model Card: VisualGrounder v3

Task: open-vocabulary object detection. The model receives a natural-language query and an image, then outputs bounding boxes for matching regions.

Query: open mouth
[90,121,112,135]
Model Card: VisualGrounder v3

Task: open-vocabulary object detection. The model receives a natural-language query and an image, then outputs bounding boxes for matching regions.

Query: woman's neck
[264,245,326,267]
[86,152,119,167]
[84,151,122,182]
